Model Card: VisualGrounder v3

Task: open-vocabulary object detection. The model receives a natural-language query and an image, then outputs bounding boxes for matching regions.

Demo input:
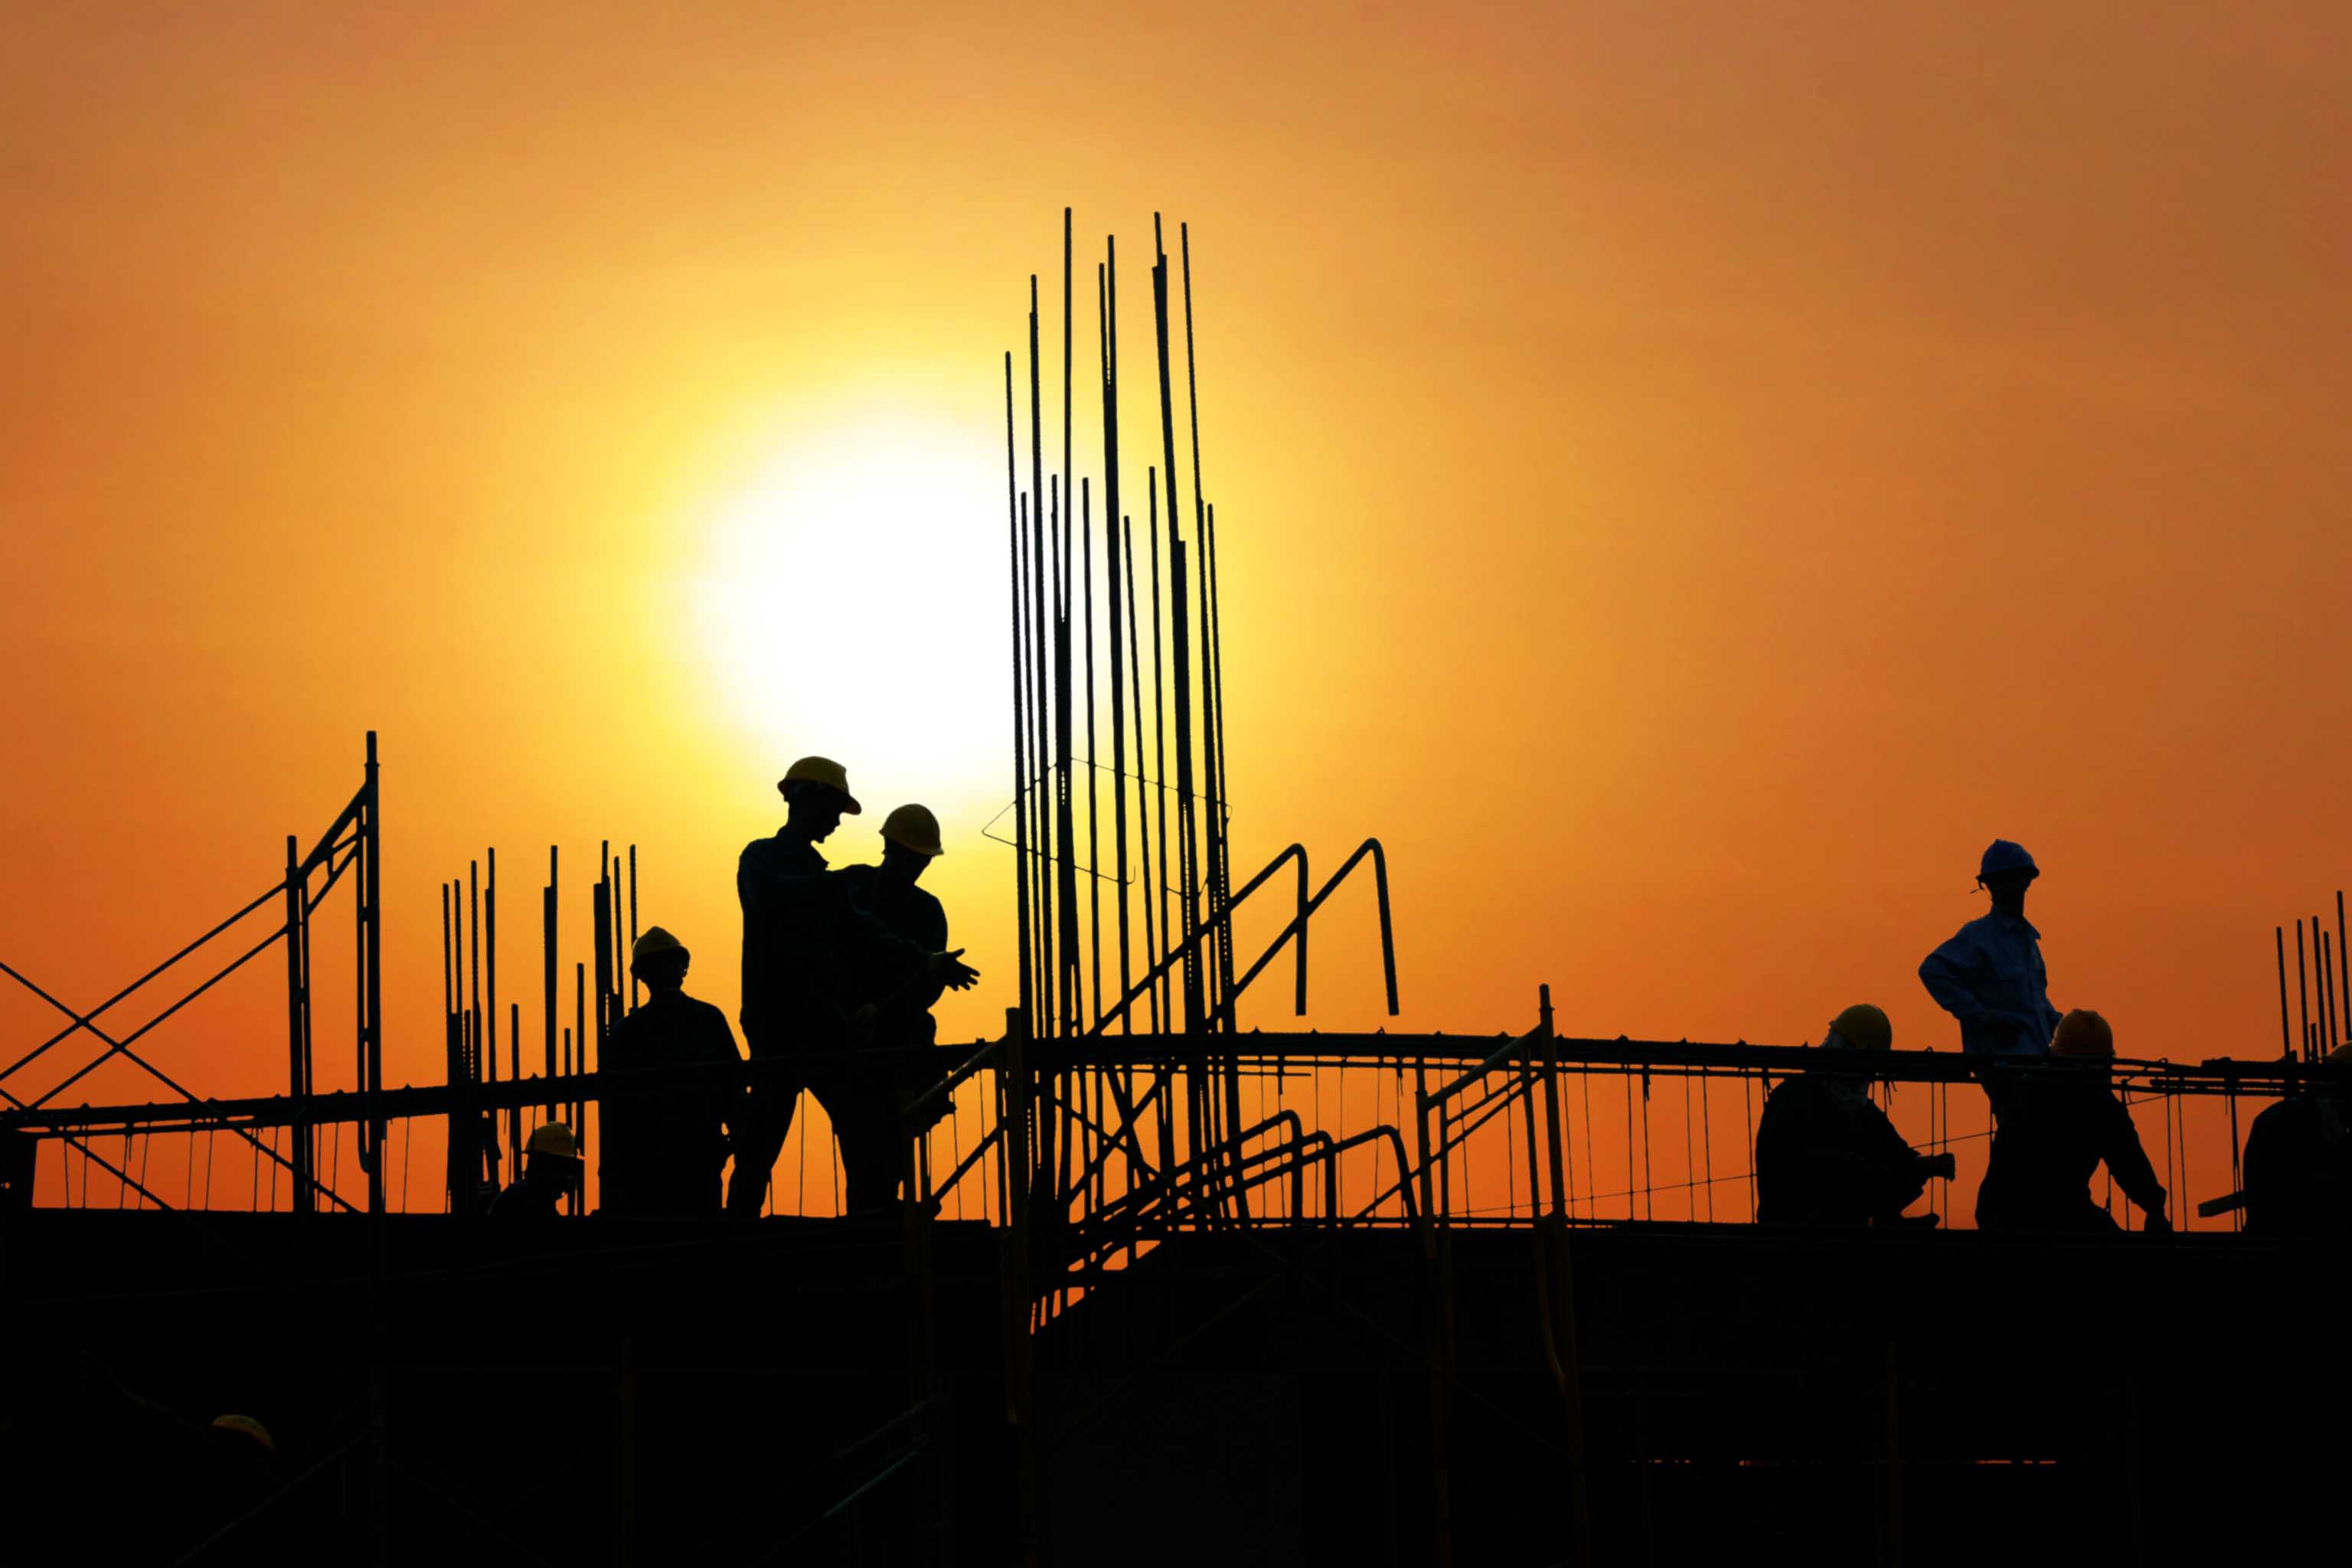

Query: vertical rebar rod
[1054,477,1080,1037]
[1102,246,1131,1037]
[573,962,586,1194]
[1150,221,1204,1044]
[1006,355,1037,1034]
[1083,478,1102,1031]
[1029,276,1055,1043]
[2297,920,2311,1060]
[1181,224,1236,1036]
[2325,926,2340,1048]
[2278,926,2292,1057]
[284,835,312,1214]
[1147,478,1171,1035]
[544,849,559,1107]
[627,844,639,1015]
[2339,890,2351,1050]
[2321,928,2336,1050]
[1123,515,1159,1035]
[469,862,482,1088]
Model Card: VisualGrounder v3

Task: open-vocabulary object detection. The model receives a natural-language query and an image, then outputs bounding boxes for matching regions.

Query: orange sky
[5,4,2349,1220]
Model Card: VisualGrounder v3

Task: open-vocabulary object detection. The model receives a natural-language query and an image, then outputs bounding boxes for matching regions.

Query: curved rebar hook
[1210,838,1399,1030]
[1089,842,1312,1034]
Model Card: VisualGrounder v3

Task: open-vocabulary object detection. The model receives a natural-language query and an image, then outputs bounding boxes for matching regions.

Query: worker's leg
[812,1073,903,1214]
[725,1047,802,1217]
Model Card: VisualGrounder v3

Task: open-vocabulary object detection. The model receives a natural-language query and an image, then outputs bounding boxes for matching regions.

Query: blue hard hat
[1979,839,2038,879]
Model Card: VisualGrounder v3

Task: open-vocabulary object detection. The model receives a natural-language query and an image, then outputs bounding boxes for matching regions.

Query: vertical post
[284,835,313,1214]
[361,733,385,1217]
[1029,276,1055,1043]
[545,848,560,1106]
[627,844,639,1014]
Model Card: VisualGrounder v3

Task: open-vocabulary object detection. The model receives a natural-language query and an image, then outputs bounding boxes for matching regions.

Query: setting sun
[691,416,1012,811]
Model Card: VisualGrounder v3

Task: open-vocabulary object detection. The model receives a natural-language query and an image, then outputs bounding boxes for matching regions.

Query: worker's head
[1824,1003,1893,1055]
[880,804,944,884]
[779,756,861,841]
[525,1121,581,1185]
[1976,840,2039,911]
[630,926,690,996]
[2050,1008,2114,1060]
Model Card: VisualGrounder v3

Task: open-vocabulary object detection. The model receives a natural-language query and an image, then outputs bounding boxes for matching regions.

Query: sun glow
[692,416,1011,810]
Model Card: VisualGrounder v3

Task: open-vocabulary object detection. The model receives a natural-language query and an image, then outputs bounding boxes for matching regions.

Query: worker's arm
[1918,933,1993,1031]
[2099,1090,2169,1223]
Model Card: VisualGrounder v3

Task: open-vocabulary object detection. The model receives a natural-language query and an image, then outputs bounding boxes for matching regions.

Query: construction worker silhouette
[833,804,952,1211]
[727,758,979,1218]
[600,926,743,1218]
[1920,840,2063,1120]
[1755,1004,1955,1226]
[2242,1041,2352,1236]
[1975,1009,2169,1232]
[490,1122,580,1216]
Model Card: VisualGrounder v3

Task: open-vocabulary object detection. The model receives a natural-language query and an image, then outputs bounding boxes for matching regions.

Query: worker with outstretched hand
[1975,1009,2169,1232]
[726,757,979,1218]
[1756,1004,1955,1227]
[832,803,955,1213]
[600,926,743,1218]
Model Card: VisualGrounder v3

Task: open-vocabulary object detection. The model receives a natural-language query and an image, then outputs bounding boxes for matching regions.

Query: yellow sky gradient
[5,4,2349,1217]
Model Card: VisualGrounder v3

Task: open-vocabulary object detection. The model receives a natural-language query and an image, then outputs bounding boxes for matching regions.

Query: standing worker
[1919,839,2064,1118]
[2242,1042,2352,1236]
[601,926,743,1218]
[835,804,953,1211]
[727,758,979,1219]
[1756,1004,1955,1227]
[1975,1009,2169,1232]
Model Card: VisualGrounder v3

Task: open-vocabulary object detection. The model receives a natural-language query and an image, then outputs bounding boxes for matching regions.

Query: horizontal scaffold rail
[0,1033,2317,1138]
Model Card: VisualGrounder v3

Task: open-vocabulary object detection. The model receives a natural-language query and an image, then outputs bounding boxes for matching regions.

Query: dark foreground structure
[5,1200,2341,1566]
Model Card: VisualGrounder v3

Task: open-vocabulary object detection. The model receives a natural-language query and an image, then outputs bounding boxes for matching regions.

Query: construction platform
[5,1207,2338,1566]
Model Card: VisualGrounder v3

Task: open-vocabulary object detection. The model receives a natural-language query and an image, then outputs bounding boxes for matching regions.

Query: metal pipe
[284,835,312,1214]
[362,733,384,1217]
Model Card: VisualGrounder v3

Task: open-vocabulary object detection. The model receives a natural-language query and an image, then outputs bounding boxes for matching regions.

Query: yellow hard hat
[778,756,861,814]
[631,926,688,970]
[527,1122,580,1161]
[211,1413,275,1455]
[2052,1009,2114,1059]
[881,804,945,858]
[1826,1004,1893,1053]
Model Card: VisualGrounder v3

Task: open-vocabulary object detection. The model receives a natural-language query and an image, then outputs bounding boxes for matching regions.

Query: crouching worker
[490,1122,580,1216]
[1976,1009,2169,1233]
[602,926,744,1217]
[1757,1004,1955,1227]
